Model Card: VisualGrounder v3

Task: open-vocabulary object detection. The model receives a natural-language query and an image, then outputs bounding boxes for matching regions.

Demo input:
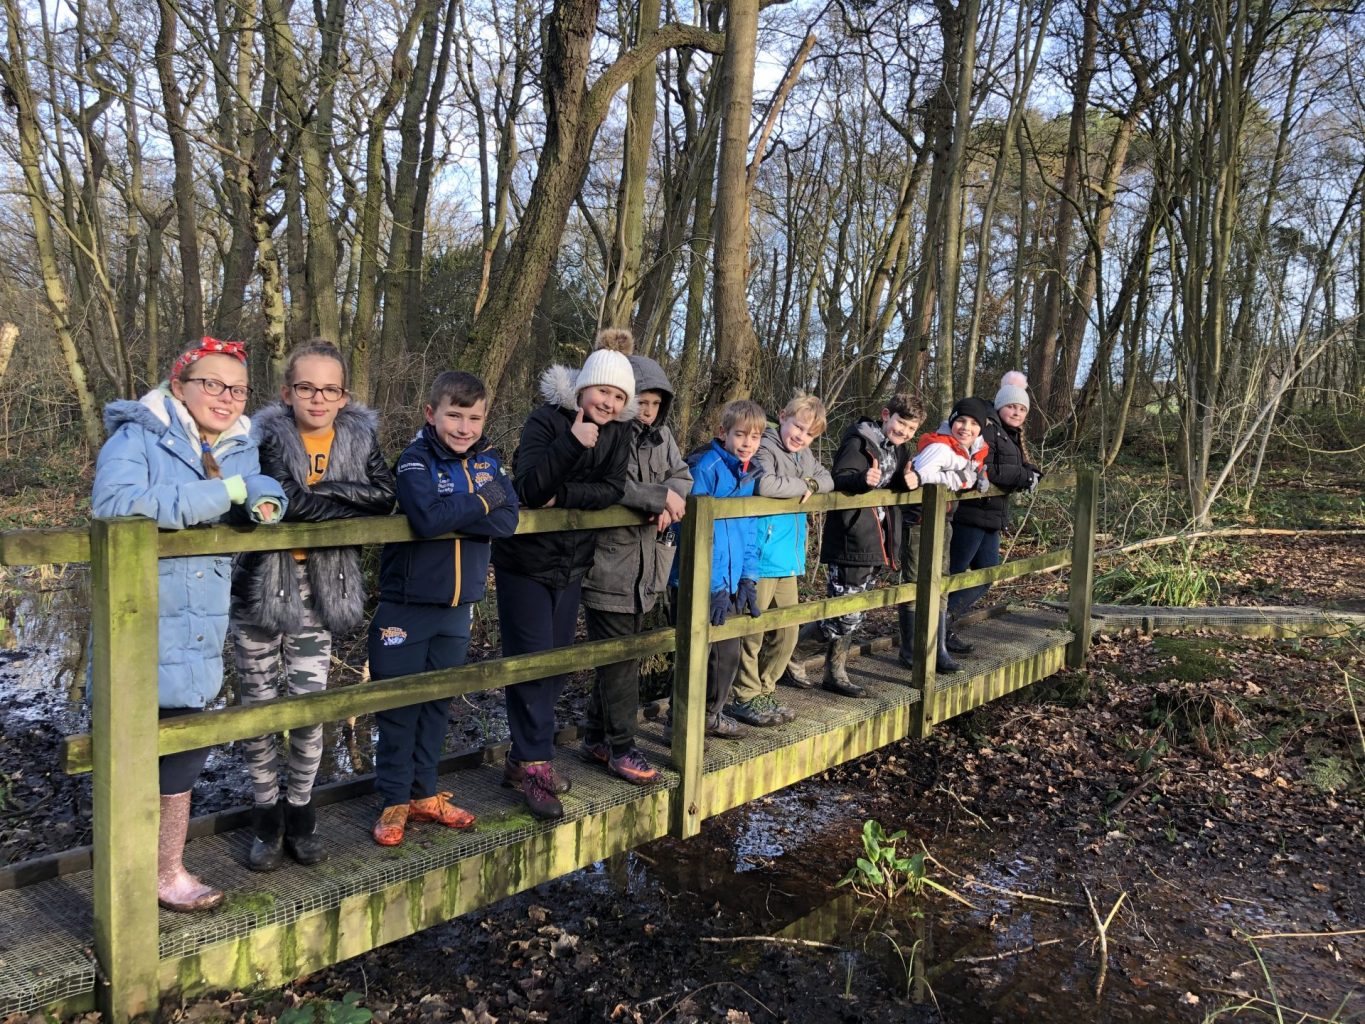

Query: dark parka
[491,365,634,590]
[232,401,396,635]
[819,418,914,568]
[951,414,1038,532]
[580,355,692,615]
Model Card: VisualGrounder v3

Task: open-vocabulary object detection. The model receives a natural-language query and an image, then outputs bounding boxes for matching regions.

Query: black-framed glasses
[288,382,348,402]
[185,377,251,401]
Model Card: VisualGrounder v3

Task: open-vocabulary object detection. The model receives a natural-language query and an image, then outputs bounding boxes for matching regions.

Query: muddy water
[622,782,1362,1023]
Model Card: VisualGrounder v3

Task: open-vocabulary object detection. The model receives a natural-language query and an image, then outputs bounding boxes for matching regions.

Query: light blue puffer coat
[91,390,287,708]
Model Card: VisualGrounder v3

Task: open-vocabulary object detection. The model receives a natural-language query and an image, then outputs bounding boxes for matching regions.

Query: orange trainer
[408,792,477,830]
[372,804,409,846]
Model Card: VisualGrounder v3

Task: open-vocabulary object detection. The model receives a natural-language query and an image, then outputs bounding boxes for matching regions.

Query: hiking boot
[409,791,477,830]
[283,797,327,866]
[944,630,974,654]
[704,712,748,739]
[759,693,798,724]
[521,762,565,820]
[503,755,571,794]
[607,748,659,785]
[779,659,816,689]
[247,798,285,872]
[580,739,610,765]
[727,696,783,727]
[822,636,866,698]
[372,804,409,847]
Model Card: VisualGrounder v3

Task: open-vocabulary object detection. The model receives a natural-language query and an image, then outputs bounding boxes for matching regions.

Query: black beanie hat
[948,396,996,432]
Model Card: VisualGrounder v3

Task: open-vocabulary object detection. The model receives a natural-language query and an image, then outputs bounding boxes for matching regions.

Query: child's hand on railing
[663,489,686,520]
[902,466,920,491]
[709,589,731,626]
[736,578,762,618]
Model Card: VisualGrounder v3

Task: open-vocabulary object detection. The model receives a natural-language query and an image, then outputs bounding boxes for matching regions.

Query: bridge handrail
[0,474,1074,566]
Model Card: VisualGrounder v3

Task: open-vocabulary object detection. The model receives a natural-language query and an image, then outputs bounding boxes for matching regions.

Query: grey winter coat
[580,355,692,615]
[231,402,396,635]
[753,426,833,578]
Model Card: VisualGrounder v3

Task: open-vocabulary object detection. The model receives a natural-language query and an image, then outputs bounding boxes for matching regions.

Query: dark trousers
[707,629,742,717]
[947,524,1001,618]
[159,706,211,794]
[368,601,472,808]
[495,568,582,763]
[583,606,644,754]
[666,588,741,719]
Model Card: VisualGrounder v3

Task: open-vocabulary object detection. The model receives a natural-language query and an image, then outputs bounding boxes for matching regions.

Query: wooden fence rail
[0,470,1094,1023]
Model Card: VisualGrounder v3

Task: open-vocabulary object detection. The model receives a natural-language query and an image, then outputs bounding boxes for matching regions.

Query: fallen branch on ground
[924,851,1083,907]
[1086,886,1126,1003]
[700,935,841,950]
[956,938,1064,964]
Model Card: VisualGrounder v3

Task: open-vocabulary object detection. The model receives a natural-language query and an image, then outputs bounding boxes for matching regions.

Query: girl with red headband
[92,338,287,912]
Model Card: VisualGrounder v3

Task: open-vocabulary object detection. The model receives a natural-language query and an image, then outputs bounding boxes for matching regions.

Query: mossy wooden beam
[670,495,714,839]
[1068,470,1099,668]
[64,628,677,774]
[933,642,1070,720]
[910,486,949,738]
[89,518,162,1023]
[942,548,1071,594]
[702,704,920,819]
[160,793,672,1002]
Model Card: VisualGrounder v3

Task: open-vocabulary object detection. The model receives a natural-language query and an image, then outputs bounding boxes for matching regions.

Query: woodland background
[2,0,1364,526]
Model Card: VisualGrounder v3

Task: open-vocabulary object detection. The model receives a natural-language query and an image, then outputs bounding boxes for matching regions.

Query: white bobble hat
[994,370,1030,412]
[575,348,636,404]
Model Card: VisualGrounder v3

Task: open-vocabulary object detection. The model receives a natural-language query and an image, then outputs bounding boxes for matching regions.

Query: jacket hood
[851,417,889,450]
[628,353,674,439]
[539,363,638,422]
[103,387,252,444]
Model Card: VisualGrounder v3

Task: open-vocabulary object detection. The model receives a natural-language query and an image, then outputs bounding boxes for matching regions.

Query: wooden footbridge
[0,476,1100,1022]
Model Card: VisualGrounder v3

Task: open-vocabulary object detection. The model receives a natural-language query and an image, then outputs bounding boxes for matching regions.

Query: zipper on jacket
[454,462,476,605]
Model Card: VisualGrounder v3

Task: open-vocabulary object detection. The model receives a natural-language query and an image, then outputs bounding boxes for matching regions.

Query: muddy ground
[2,539,1364,1023]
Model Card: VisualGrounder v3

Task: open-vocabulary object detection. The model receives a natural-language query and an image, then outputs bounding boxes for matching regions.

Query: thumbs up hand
[571,405,600,448]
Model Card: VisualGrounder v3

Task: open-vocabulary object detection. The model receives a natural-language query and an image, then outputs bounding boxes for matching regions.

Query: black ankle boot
[248,799,285,872]
[283,798,327,866]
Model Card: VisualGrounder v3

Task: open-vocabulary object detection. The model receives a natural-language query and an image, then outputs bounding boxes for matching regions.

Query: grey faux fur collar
[538,364,638,422]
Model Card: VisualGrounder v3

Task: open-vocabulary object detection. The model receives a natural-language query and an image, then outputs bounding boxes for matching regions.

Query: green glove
[224,475,248,504]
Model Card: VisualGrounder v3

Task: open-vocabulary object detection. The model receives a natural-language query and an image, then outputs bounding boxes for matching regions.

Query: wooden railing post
[670,495,715,838]
[910,485,948,738]
[1068,469,1099,668]
[90,517,163,1022]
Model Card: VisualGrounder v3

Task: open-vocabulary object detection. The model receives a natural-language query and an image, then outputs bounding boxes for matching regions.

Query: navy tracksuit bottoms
[368,601,472,808]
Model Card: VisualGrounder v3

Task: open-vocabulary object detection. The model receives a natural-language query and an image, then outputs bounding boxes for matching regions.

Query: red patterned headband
[171,337,247,381]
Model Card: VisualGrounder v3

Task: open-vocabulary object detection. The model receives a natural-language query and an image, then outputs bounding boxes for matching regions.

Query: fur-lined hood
[538,364,638,422]
[104,386,253,445]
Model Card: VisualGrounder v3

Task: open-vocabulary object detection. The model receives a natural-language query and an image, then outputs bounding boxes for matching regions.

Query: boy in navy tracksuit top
[668,399,766,738]
[369,371,519,847]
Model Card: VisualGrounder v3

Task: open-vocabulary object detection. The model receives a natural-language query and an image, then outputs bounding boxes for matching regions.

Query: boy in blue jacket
[369,371,519,846]
[669,399,766,738]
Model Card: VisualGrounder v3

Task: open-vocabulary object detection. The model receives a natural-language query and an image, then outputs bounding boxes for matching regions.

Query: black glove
[709,589,731,626]
[476,472,512,512]
[736,578,762,618]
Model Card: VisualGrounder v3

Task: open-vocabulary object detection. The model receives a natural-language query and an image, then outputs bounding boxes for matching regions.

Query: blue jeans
[947,524,1000,619]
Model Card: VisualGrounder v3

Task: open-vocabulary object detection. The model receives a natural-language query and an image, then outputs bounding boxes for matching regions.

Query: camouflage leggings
[230,562,331,806]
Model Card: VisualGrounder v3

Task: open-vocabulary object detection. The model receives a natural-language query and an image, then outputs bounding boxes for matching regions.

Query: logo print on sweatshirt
[379,626,407,647]
[474,471,493,487]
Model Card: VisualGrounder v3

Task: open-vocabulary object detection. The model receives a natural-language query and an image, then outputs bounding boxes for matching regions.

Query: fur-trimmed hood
[104,386,253,446]
[538,364,638,422]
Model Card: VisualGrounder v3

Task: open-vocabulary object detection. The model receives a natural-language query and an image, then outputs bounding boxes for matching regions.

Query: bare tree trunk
[463,0,722,399]
[604,0,660,328]
[155,0,204,342]
[702,0,761,424]
[0,0,102,446]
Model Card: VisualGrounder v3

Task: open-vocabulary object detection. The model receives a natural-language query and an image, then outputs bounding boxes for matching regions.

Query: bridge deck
[0,607,1072,1017]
